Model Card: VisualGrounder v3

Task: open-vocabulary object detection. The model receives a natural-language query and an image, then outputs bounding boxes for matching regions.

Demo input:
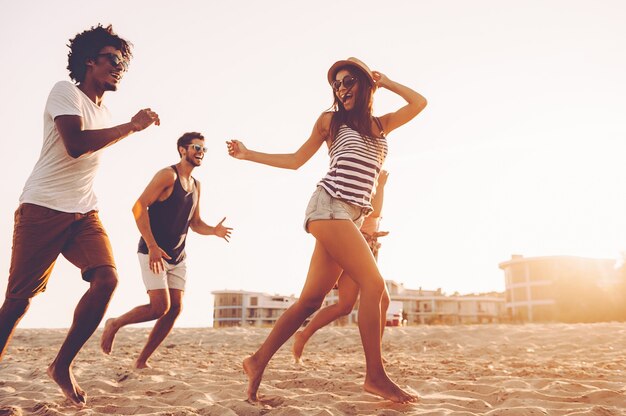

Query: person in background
[292,170,391,363]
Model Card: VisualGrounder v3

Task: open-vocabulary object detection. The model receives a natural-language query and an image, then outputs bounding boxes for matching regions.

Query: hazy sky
[1,0,625,328]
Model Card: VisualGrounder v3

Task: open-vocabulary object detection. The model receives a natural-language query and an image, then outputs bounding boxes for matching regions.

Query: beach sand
[1,323,625,415]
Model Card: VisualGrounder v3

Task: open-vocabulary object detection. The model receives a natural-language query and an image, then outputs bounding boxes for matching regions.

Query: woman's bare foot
[292,331,307,364]
[364,374,418,404]
[243,355,265,401]
[47,362,86,407]
[100,318,118,354]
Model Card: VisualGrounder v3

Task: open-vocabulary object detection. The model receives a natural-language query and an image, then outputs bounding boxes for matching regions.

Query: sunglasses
[332,75,358,91]
[188,144,208,153]
[96,53,129,72]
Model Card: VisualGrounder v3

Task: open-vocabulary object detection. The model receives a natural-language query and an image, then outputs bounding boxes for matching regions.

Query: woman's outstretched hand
[226,139,248,160]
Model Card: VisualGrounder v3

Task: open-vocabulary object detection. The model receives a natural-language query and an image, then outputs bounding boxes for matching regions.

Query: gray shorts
[138,253,187,291]
[304,186,365,232]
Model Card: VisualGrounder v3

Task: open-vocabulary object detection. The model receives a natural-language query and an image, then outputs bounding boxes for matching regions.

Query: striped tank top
[318,122,388,215]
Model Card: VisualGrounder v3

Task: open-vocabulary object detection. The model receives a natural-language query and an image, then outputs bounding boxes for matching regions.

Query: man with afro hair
[0,24,160,407]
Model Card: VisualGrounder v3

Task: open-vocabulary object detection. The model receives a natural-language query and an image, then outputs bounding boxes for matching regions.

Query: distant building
[499,254,626,323]
[294,280,505,326]
[213,282,506,328]
[387,281,505,325]
[212,290,297,328]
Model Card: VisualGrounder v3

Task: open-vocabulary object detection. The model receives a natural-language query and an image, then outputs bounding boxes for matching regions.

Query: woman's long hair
[328,66,384,160]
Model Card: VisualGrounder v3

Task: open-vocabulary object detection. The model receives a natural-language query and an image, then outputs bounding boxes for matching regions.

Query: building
[212,290,297,328]
[319,280,505,326]
[387,281,505,325]
[499,254,626,323]
[213,281,506,328]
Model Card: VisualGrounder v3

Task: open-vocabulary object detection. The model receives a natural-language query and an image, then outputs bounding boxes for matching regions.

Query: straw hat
[327,57,375,88]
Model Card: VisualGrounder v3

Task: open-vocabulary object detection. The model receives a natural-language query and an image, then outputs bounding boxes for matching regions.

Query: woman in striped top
[227,57,427,403]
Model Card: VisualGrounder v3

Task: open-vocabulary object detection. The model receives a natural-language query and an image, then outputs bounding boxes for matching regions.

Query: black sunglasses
[188,144,208,153]
[332,75,358,91]
[96,53,128,72]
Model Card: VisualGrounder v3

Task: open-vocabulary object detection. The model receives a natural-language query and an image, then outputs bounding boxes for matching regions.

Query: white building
[499,254,624,322]
[328,281,505,325]
[217,280,505,327]
[212,290,297,328]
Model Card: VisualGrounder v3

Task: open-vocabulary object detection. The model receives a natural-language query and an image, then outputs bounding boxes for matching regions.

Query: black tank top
[138,165,198,264]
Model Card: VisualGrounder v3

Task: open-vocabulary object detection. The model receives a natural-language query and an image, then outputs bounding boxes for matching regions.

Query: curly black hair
[67,24,132,83]
[177,132,205,156]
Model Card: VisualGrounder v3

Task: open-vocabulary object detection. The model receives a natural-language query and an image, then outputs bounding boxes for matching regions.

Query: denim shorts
[304,186,365,232]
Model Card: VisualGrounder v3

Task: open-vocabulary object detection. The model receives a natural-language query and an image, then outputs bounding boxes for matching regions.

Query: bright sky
[1,0,625,328]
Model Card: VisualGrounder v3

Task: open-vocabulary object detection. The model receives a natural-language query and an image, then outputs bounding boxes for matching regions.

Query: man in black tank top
[100,132,232,369]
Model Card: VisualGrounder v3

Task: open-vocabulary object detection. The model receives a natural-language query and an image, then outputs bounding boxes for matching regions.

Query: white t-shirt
[19,81,111,213]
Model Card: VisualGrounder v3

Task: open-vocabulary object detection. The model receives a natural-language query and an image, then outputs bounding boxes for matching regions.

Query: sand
[1,323,625,415]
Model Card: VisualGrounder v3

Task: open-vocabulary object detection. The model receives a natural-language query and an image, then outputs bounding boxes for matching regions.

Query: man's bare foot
[292,331,307,364]
[134,360,151,369]
[69,369,86,398]
[47,362,86,407]
[100,318,118,354]
[364,375,418,404]
[243,355,265,402]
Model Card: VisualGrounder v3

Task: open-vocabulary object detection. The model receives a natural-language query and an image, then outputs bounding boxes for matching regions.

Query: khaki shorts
[304,186,365,232]
[138,253,187,291]
[6,203,116,299]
